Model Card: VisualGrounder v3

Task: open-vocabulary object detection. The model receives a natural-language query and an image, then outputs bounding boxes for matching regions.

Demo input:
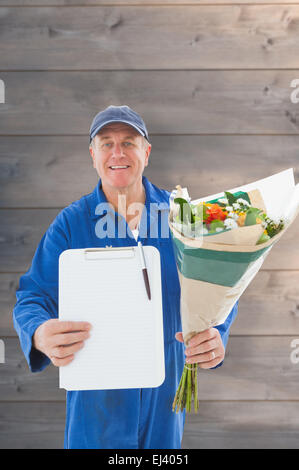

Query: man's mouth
[109,165,130,171]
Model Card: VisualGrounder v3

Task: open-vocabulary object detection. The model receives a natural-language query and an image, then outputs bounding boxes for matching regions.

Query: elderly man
[13,105,238,449]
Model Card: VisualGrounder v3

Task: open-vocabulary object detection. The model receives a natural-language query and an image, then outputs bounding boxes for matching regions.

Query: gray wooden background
[0,0,299,449]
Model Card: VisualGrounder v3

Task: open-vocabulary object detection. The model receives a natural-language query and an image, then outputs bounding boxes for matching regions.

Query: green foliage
[209,220,225,233]
[174,197,195,224]
[245,207,262,226]
[257,232,270,245]
[224,191,237,206]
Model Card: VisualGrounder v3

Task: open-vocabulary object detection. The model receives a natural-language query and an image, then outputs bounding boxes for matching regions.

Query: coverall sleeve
[213,299,239,368]
[12,211,70,373]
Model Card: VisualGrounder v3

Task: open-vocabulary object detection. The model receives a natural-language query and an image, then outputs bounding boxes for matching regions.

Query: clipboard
[58,245,165,391]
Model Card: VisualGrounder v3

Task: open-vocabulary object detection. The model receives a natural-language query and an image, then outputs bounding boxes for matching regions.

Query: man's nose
[112,143,125,156]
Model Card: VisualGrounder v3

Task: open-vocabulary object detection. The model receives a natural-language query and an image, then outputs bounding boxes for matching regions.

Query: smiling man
[13,105,238,449]
[89,119,151,233]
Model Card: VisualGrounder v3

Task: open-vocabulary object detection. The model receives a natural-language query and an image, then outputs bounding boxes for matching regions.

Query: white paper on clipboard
[58,245,165,391]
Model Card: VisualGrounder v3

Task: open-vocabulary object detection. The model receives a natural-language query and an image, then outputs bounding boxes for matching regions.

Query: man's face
[89,123,151,191]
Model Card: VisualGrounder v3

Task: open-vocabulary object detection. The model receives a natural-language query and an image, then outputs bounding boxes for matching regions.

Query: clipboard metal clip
[84,246,135,260]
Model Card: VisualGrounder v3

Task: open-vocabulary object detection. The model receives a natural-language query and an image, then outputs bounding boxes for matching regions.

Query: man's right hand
[33,319,92,367]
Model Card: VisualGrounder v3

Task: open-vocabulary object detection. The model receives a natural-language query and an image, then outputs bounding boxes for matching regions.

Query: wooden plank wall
[0,0,299,449]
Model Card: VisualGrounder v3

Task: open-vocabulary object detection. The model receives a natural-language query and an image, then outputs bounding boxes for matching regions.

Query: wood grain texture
[0,136,98,208]
[0,273,21,335]
[0,71,299,134]
[231,271,299,335]
[0,401,299,449]
[2,1,299,5]
[1,336,298,402]
[0,208,60,272]
[2,271,299,336]
[0,402,65,449]
[1,135,299,208]
[182,402,299,449]
[0,5,299,70]
[198,335,299,401]
[0,338,65,401]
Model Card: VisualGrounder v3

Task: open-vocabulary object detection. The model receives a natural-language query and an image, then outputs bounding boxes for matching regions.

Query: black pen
[137,241,151,300]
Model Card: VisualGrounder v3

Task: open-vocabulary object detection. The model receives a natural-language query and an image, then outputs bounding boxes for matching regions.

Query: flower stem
[194,364,199,413]
[175,366,187,413]
[187,366,191,412]
[172,361,199,413]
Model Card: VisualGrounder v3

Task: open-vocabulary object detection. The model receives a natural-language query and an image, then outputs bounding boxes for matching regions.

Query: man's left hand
[175,328,225,369]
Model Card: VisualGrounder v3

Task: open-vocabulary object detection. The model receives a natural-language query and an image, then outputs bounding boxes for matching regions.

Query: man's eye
[103,142,132,147]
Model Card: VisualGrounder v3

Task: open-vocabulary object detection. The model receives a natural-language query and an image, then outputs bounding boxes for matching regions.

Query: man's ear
[89,144,96,168]
[145,144,151,167]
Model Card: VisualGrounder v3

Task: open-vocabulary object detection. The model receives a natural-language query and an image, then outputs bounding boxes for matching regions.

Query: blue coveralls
[13,175,238,449]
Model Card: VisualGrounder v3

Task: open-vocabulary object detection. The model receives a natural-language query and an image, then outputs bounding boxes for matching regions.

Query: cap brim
[90,120,146,142]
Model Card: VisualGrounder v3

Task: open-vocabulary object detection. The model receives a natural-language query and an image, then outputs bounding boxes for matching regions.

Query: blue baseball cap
[89,105,150,144]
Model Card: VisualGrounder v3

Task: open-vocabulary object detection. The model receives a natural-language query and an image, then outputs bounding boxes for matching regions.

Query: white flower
[225,206,233,212]
[236,198,250,206]
[228,212,239,220]
[224,218,238,229]
[232,202,241,210]
[218,198,228,204]
[269,216,282,225]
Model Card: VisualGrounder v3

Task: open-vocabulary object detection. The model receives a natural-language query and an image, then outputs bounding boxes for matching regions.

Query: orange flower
[205,203,227,224]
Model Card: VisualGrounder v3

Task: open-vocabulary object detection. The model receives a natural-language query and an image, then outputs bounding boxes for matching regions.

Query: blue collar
[86,175,170,240]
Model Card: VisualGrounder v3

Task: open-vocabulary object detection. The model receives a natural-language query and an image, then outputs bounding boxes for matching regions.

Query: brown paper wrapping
[179,247,272,344]
[169,187,299,344]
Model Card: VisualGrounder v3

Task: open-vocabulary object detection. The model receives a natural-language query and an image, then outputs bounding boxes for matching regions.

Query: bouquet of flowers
[169,168,299,413]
